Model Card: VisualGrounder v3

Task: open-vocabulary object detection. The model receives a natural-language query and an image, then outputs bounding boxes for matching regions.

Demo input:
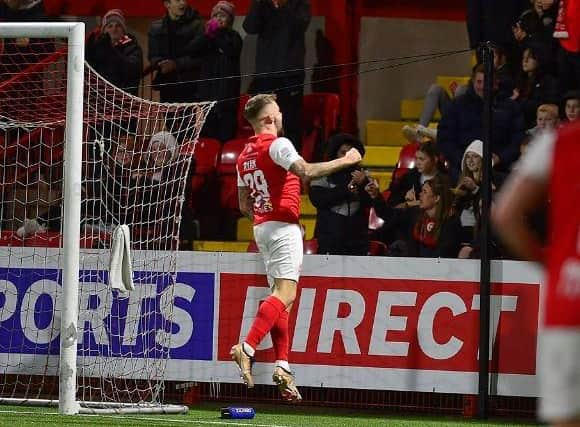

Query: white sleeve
[513,131,555,182]
[236,166,245,186]
[268,137,303,171]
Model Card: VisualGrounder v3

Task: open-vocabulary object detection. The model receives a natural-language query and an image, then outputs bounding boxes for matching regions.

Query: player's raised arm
[492,132,553,262]
[289,147,362,180]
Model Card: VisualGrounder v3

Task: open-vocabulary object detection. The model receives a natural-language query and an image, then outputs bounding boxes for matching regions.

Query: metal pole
[59,22,85,415]
[477,42,494,419]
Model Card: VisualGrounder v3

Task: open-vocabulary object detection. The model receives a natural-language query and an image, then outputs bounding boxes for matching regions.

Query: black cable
[214,48,471,105]
[132,47,472,95]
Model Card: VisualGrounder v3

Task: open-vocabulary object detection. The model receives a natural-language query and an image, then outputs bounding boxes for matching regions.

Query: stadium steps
[193,241,249,252]
[401,99,441,122]
[362,146,401,169]
[237,217,317,241]
[301,194,317,216]
[435,75,471,98]
[366,120,410,146]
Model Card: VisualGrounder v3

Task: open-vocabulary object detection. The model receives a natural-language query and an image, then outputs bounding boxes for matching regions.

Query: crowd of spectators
[1,0,578,260]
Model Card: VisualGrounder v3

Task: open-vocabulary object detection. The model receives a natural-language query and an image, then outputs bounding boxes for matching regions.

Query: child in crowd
[562,91,579,123]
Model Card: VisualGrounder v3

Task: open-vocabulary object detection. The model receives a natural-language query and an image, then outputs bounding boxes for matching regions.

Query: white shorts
[253,221,303,288]
[538,328,580,422]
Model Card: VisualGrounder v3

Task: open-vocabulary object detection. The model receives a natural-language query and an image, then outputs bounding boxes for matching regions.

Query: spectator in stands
[437,63,526,182]
[309,133,370,255]
[466,0,528,67]
[453,140,506,259]
[382,174,460,258]
[148,0,204,103]
[403,46,515,143]
[554,0,580,90]
[136,131,186,249]
[511,44,560,127]
[243,0,311,152]
[311,29,339,94]
[365,142,445,246]
[0,0,50,77]
[187,1,242,142]
[561,90,579,123]
[526,103,560,137]
[86,9,143,96]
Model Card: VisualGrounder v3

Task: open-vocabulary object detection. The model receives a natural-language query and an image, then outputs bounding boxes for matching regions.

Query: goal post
[0,22,214,416]
[0,21,85,416]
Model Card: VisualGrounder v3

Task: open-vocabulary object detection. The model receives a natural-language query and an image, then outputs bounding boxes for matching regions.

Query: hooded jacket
[308,134,370,255]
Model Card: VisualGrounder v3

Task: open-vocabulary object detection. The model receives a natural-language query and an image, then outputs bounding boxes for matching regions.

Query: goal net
[0,24,214,414]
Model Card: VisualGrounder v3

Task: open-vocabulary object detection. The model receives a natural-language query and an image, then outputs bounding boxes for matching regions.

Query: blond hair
[537,103,559,120]
[243,94,277,127]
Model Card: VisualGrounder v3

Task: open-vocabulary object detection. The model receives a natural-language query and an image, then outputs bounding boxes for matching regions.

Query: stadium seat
[303,238,318,254]
[190,137,221,195]
[366,120,409,147]
[303,92,340,142]
[300,194,317,216]
[218,138,247,211]
[400,98,441,121]
[236,217,254,241]
[435,75,471,98]
[0,230,97,248]
[236,94,252,138]
[368,240,387,256]
[389,142,419,187]
[361,146,401,168]
[397,142,419,170]
[193,240,249,252]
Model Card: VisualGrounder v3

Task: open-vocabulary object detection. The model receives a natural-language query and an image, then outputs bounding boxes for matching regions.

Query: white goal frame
[0,22,85,416]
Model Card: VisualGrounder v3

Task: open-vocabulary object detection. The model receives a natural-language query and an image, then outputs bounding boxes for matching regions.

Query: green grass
[0,403,536,427]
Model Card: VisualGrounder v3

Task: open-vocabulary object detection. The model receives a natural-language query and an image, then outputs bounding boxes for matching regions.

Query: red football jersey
[545,122,580,326]
[236,133,301,226]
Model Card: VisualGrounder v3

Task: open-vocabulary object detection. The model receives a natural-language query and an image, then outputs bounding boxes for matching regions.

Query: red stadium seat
[218,138,248,211]
[303,238,318,254]
[302,93,340,142]
[190,137,221,192]
[390,142,419,187]
[396,142,419,170]
[368,240,387,256]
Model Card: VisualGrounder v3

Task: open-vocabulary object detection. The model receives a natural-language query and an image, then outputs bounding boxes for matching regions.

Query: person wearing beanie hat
[211,1,235,27]
[185,0,242,142]
[309,133,372,256]
[86,8,143,96]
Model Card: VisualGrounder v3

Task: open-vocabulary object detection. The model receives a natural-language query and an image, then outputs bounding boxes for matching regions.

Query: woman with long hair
[512,44,560,127]
[406,174,461,258]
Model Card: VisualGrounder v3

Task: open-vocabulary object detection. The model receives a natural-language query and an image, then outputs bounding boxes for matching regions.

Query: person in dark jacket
[187,1,242,142]
[365,142,446,246]
[243,0,311,152]
[148,0,204,103]
[86,9,143,96]
[437,63,526,182]
[309,133,371,256]
[511,44,560,127]
[0,0,50,78]
[467,0,529,67]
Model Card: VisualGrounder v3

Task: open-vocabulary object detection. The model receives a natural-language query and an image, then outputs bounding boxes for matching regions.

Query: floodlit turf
[0,403,536,427]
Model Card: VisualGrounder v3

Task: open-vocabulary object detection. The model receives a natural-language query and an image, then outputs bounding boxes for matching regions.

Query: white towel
[109,224,135,292]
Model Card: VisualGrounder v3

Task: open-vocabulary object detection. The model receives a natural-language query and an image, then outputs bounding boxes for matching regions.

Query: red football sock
[271,309,289,362]
[245,296,286,351]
